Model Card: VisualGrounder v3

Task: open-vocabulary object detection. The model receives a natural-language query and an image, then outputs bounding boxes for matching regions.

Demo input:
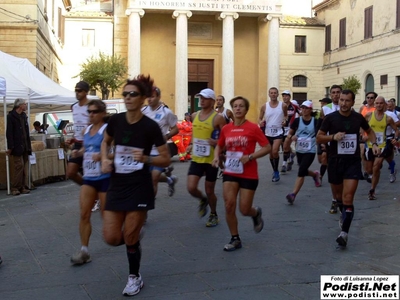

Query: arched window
[293,75,307,87]
[365,74,374,96]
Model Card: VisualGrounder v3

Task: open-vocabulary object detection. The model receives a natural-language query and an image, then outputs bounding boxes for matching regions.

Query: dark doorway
[292,93,307,105]
[188,82,208,113]
[188,59,214,113]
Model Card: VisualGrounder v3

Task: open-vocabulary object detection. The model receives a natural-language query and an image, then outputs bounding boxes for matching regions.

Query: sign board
[128,0,282,14]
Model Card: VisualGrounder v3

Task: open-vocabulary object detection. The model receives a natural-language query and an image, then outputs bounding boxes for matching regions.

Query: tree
[76,52,128,100]
[341,75,361,95]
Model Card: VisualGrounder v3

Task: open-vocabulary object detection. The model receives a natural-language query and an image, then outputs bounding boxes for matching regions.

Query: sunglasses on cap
[122,91,141,98]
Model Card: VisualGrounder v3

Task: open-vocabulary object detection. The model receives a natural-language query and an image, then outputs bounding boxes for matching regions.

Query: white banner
[321,275,399,299]
[128,0,281,14]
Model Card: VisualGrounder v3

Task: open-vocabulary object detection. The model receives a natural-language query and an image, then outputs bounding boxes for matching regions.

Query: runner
[187,88,225,227]
[258,87,288,182]
[284,100,321,204]
[316,89,379,248]
[363,96,399,200]
[212,96,270,251]
[100,75,170,296]
[280,90,300,173]
[142,87,179,197]
[215,94,234,123]
[70,99,110,265]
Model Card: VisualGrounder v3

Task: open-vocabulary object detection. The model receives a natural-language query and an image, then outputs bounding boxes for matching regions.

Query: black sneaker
[198,197,208,218]
[329,201,338,214]
[336,232,348,247]
[252,207,264,233]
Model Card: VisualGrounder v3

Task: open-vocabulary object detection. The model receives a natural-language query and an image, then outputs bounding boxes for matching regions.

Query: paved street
[1,155,399,299]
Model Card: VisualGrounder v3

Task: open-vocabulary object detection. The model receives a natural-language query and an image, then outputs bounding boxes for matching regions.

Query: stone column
[126,9,145,78]
[219,12,239,106]
[266,14,281,90]
[172,10,192,119]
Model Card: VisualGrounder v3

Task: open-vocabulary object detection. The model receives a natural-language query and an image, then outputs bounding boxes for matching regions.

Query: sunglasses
[87,109,102,114]
[75,89,84,93]
[366,97,375,99]
[122,91,141,98]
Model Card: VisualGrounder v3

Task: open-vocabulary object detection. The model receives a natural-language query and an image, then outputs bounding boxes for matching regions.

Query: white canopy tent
[0,50,97,194]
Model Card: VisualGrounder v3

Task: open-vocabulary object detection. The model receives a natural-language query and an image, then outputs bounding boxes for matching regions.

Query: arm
[166,125,179,140]
[208,114,226,147]
[283,128,296,151]
[227,109,235,122]
[258,104,266,126]
[241,143,271,165]
[101,131,114,173]
[387,117,400,139]
[282,103,288,125]
[139,144,170,168]
[365,127,379,155]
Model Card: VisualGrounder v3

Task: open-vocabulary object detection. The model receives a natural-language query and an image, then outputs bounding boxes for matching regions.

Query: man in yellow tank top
[364,96,399,200]
[187,88,226,227]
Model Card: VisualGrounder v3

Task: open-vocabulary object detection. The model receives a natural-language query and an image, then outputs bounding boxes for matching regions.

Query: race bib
[193,138,211,157]
[225,151,244,174]
[83,152,101,177]
[284,127,289,136]
[296,137,312,151]
[74,124,86,140]
[375,132,384,145]
[337,134,357,155]
[266,125,281,136]
[114,145,144,174]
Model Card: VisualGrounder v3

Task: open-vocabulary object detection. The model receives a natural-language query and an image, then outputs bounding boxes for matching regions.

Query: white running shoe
[123,274,144,296]
[91,200,100,212]
[168,175,178,197]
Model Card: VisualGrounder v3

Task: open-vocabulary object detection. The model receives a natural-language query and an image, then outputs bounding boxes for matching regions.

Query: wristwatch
[372,142,379,147]
[248,154,253,161]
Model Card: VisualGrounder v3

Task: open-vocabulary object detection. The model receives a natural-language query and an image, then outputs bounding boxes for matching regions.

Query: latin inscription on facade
[129,0,281,13]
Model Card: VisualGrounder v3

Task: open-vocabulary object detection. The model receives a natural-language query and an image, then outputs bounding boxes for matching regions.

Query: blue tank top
[295,117,316,154]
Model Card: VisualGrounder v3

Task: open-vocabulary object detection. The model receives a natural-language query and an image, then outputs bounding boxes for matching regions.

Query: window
[82,29,95,47]
[293,75,307,87]
[339,18,346,48]
[397,0,400,29]
[364,6,373,39]
[325,25,331,52]
[380,75,388,85]
[295,35,306,53]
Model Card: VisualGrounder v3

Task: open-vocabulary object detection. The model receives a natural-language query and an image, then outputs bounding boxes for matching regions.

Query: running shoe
[70,250,91,265]
[329,201,338,214]
[122,274,144,296]
[217,168,224,179]
[313,171,321,187]
[223,238,242,252]
[164,165,174,177]
[368,189,376,200]
[336,231,348,247]
[252,207,264,233]
[168,175,178,197]
[280,165,287,174]
[286,193,296,205]
[91,200,100,212]
[206,213,219,227]
[272,171,280,182]
[389,170,397,183]
[20,188,30,194]
[363,172,369,180]
[198,197,208,218]
[11,190,20,196]
[366,175,372,183]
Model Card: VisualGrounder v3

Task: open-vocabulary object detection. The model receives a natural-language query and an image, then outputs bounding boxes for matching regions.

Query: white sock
[81,246,89,253]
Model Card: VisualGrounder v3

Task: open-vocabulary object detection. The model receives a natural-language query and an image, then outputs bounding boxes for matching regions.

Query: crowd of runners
[63,77,400,297]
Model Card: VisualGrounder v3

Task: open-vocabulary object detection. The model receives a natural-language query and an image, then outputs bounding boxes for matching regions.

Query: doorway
[188,59,214,113]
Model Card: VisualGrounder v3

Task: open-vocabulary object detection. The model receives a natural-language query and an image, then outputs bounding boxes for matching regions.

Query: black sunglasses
[122,91,141,98]
[366,97,375,99]
[75,89,84,93]
[87,109,102,114]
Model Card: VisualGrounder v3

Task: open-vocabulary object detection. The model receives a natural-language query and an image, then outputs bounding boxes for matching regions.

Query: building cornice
[313,0,339,12]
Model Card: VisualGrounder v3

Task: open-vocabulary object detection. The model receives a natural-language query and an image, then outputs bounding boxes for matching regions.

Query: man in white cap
[281,90,300,173]
[258,87,288,182]
[187,88,226,227]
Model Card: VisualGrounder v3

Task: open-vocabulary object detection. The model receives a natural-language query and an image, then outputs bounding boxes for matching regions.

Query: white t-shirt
[72,102,89,142]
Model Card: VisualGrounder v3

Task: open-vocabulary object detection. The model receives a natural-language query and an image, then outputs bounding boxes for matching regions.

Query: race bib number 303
[114,145,144,174]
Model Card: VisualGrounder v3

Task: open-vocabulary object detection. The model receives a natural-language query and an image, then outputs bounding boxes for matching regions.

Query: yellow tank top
[367,112,386,149]
[192,110,217,164]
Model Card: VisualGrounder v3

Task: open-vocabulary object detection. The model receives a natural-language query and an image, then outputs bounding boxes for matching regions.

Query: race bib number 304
[337,134,357,155]
[114,145,144,174]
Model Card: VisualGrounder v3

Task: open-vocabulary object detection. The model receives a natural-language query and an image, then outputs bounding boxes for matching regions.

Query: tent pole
[3,96,10,195]
[28,92,31,190]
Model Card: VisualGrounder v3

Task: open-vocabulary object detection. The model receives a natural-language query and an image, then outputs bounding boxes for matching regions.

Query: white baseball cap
[196,88,216,100]
[290,100,299,106]
[282,90,291,95]
[301,100,313,108]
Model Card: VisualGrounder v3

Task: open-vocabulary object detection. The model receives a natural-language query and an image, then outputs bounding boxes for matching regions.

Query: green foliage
[76,52,128,100]
[342,75,361,95]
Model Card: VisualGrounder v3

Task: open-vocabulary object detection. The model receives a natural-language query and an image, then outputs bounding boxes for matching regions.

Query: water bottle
[211,129,220,140]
